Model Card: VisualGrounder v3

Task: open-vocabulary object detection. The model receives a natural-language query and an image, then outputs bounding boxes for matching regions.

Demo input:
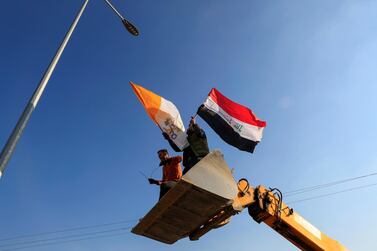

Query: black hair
[157,149,168,154]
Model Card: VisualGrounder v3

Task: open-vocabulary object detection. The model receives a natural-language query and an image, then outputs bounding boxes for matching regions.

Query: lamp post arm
[104,0,125,20]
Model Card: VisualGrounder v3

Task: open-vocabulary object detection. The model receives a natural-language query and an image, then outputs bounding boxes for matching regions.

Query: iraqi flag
[197,88,266,153]
[130,82,189,150]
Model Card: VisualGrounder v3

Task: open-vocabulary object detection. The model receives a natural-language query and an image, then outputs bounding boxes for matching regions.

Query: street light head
[122,19,139,36]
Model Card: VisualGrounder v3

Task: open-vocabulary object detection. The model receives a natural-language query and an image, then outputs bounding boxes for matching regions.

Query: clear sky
[1,0,377,250]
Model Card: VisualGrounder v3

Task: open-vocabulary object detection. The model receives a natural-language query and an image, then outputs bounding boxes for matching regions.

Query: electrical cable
[2,228,132,251]
[0,227,132,248]
[284,172,377,197]
[0,219,137,243]
[286,182,377,204]
[237,178,250,195]
[269,188,283,220]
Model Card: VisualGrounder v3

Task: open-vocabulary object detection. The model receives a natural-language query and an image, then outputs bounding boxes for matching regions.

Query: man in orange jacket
[148,149,183,199]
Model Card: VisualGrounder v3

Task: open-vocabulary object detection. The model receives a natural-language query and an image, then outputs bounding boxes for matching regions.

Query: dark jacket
[165,123,209,174]
[186,123,209,158]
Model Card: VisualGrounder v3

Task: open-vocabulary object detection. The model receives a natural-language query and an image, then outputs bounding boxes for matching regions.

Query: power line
[2,229,132,251]
[284,172,377,197]
[0,219,138,243]
[286,182,377,204]
[0,227,131,248]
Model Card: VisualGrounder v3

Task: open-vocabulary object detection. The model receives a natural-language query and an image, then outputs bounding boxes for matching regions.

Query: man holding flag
[130,81,210,175]
[163,116,209,174]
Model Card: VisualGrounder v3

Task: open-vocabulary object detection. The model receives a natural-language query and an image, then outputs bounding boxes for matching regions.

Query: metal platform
[131,150,238,244]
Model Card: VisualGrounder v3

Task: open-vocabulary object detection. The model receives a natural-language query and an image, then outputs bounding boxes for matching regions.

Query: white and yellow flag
[130,82,188,150]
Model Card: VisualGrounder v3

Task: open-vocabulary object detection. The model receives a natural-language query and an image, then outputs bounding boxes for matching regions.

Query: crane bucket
[132,150,238,244]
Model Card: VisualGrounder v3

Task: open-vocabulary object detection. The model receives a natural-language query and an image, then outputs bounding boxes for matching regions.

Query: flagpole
[0,0,90,179]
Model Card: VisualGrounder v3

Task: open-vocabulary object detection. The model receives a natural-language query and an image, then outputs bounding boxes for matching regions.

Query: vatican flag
[130,82,188,150]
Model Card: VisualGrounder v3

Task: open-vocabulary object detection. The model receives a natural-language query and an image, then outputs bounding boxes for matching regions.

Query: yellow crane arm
[231,180,349,251]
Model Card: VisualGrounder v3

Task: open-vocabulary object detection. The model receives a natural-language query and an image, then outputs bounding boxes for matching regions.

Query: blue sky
[1,0,377,250]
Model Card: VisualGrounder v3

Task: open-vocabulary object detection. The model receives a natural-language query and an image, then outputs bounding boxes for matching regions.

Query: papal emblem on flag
[130,82,189,150]
[198,88,266,153]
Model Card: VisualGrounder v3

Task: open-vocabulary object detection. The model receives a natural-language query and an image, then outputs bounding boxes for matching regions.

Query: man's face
[158,151,169,161]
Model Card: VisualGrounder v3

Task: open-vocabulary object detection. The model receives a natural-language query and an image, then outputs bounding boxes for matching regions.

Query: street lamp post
[0,0,139,179]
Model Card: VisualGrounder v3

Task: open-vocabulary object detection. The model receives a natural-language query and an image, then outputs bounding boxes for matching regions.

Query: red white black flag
[197,88,266,153]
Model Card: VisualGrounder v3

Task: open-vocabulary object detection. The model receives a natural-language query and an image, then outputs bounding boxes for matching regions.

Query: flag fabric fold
[130,82,189,150]
[197,88,266,153]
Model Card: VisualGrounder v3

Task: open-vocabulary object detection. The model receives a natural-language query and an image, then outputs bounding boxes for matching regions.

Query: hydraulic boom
[191,178,348,251]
